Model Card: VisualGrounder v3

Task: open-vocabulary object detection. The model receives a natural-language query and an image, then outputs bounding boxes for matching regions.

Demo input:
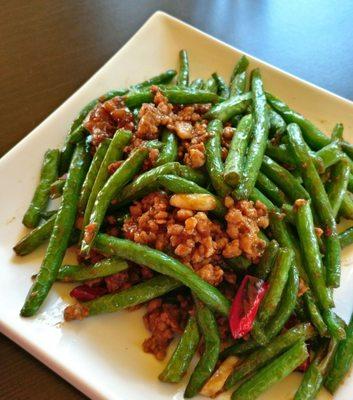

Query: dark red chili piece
[70,284,108,302]
[229,274,269,339]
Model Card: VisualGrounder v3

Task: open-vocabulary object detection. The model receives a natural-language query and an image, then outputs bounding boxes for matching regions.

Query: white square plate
[1,11,353,400]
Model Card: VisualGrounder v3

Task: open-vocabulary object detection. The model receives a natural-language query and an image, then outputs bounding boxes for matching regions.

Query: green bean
[260,155,310,201]
[159,315,200,383]
[78,139,110,213]
[81,148,148,255]
[326,159,350,218]
[339,192,353,219]
[65,275,181,319]
[157,175,226,218]
[184,300,220,398]
[155,129,178,166]
[21,143,90,317]
[295,339,338,400]
[124,87,219,108]
[204,77,218,93]
[190,78,204,89]
[229,55,249,94]
[249,187,279,212]
[205,119,232,197]
[230,71,247,96]
[220,340,259,360]
[132,69,177,90]
[303,291,328,337]
[269,108,286,136]
[99,89,129,102]
[112,162,180,208]
[225,323,314,390]
[255,240,280,280]
[281,203,295,225]
[205,92,252,122]
[177,164,207,186]
[177,50,189,86]
[94,234,230,315]
[266,92,330,150]
[265,142,296,166]
[256,171,288,206]
[339,226,353,248]
[294,199,333,310]
[288,123,341,288]
[224,114,253,186]
[230,55,249,82]
[50,177,66,199]
[23,149,60,228]
[59,99,98,174]
[341,140,353,161]
[322,309,346,341]
[262,265,299,342]
[234,69,270,199]
[331,122,344,141]
[82,129,132,233]
[325,311,353,393]
[294,352,324,400]
[257,247,293,325]
[212,72,230,98]
[316,140,344,169]
[14,214,56,256]
[57,257,128,282]
[40,209,58,220]
[231,340,308,400]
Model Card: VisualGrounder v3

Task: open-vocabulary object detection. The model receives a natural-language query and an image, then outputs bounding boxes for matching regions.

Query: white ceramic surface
[1,11,353,400]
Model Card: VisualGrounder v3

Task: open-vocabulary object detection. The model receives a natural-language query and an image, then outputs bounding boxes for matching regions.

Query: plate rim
[1,9,353,400]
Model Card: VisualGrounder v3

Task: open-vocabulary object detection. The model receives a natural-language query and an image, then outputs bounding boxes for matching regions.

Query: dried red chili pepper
[70,284,107,302]
[229,275,269,339]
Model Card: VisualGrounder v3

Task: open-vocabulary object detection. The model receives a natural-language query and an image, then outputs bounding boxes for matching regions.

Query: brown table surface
[1,1,353,399]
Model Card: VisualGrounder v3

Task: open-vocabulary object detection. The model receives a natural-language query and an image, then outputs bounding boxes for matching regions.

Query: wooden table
[1,1,353,398]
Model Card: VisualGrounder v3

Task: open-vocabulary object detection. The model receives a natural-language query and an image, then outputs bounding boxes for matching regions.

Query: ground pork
[84,97,134,148]
[132,87,211,168]
[142,294,192,360]
[222,196,269,263]
[123,192,269,285]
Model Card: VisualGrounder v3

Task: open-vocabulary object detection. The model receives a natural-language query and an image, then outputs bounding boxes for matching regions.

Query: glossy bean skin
[14,215,56,256]
[288,123,341,288]
[82,129,132,235]
[326,159,350,217]
[212,72,230,98]
[184,300,220,398]
[231,341,308,400]
[225,323,314,390]
[325,311,353,393]
[234,69,270,199]
[205,119,232,197]
[94,234,231,316]
[205,92,252,122]
[224,114,253,187]
[229,55,249,95]
[21,143,90,317]
[256,171,288,206]
[57,257,128,282]
[81,147,148,255]
[68,275,181,317]
[267,92,330,150]
[78,139,111,213]
[155,129,178,166]
[132,69,177,90]
[255,240,280,280]
[159,316,200,383]
[23,149,60,228]
[293,200,333,310]
[177,50,189,86]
